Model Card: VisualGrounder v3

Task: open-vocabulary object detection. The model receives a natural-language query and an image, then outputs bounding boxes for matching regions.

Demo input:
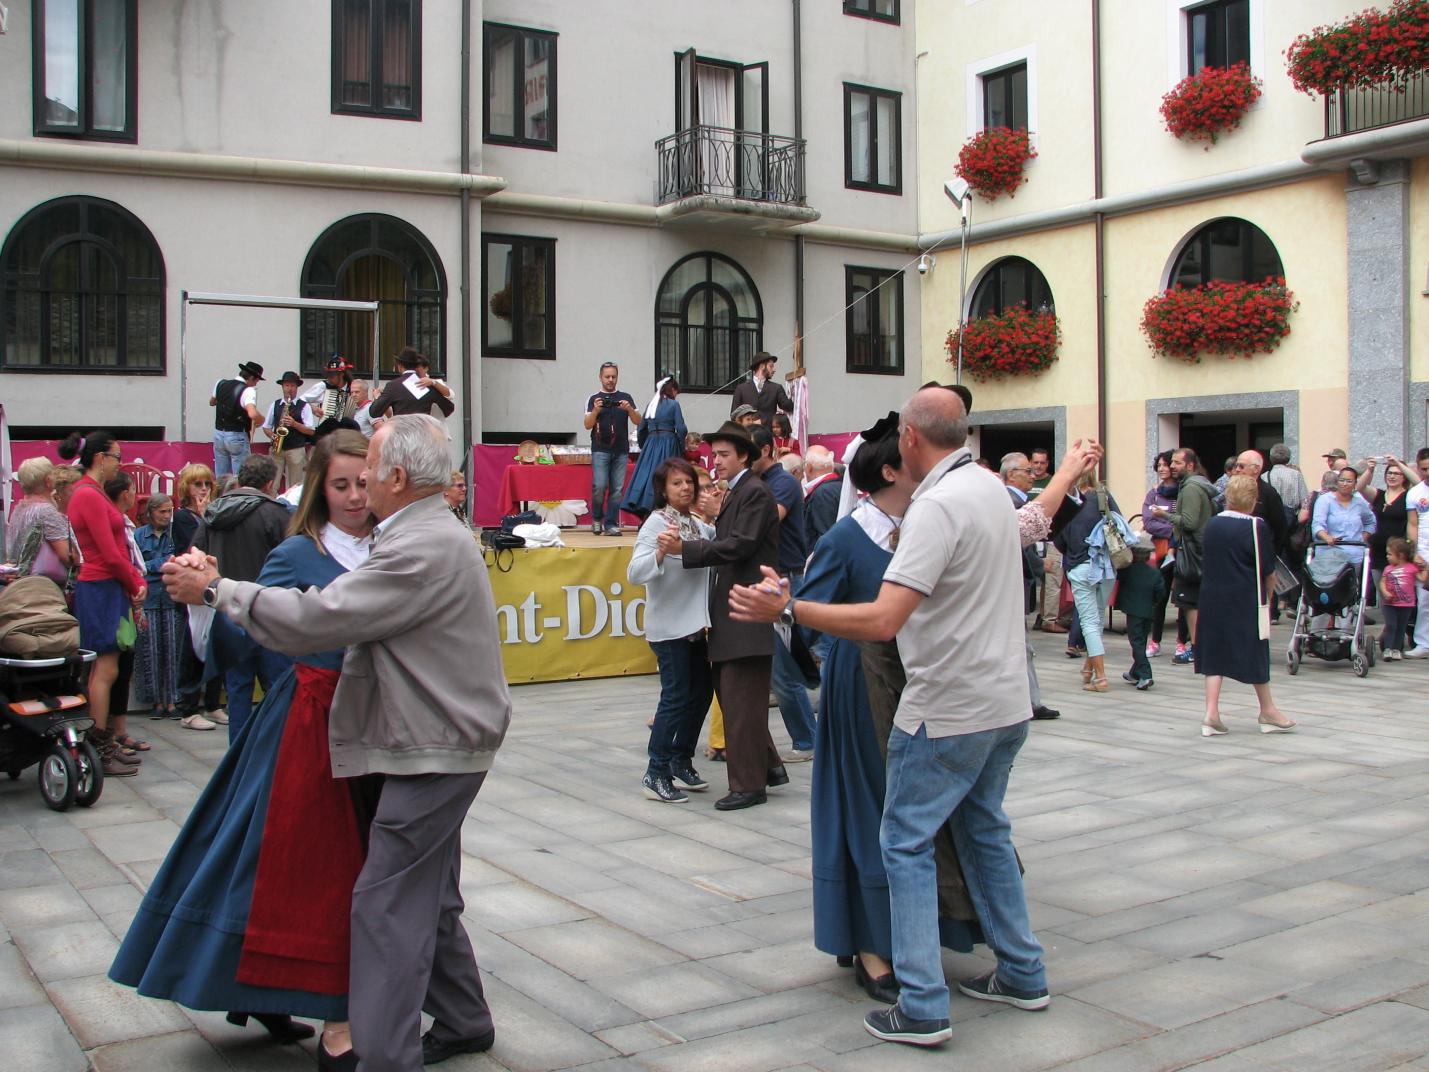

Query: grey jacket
[214,492,512,777]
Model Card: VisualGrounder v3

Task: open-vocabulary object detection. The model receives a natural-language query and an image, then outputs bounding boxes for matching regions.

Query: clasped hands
[160,550,222,606]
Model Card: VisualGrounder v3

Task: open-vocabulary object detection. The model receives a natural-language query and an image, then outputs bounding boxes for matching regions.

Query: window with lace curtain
[332,0,421,119]
[32,0,137,141]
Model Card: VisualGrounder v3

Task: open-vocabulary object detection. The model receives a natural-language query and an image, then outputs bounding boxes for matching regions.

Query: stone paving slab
[2,626,1429,1070]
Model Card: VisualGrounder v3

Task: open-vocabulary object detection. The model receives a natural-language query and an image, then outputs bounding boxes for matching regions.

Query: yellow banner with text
[487,545,658,684]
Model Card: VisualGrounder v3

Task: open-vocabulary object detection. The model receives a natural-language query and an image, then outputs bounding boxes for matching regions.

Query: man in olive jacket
[164,415,510,1071]
[660,421,786,810]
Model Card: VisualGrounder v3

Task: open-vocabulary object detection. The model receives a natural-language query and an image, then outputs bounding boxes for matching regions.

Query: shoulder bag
[1096,485,1133,571]
[1250,516,1271,641]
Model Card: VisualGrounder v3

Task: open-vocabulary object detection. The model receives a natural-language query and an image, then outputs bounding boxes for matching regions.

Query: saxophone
[272,401,290,456]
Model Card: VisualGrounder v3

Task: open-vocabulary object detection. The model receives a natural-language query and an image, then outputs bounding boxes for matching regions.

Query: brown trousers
[713,655,780,793]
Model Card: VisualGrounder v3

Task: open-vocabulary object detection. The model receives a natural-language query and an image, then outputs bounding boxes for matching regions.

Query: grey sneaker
[863,1006,951,1047]
[783,748,813,763]
[957,969,1049,1010]
[641,772,688,804]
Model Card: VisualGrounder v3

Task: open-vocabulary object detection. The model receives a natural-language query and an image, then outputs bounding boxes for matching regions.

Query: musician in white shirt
[262,371,316,491]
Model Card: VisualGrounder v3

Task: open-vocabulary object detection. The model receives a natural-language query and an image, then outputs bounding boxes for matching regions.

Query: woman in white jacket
[628,456,716,804]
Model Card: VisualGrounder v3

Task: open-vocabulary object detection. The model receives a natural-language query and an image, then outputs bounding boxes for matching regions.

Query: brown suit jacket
[681,469,780,662]
[730,379,793,428]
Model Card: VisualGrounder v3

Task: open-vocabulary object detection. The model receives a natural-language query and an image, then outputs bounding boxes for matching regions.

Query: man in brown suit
[659,421,787,810]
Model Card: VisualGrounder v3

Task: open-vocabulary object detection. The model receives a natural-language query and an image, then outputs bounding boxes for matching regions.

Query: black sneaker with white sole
[956,969,1049,1010]
[670,761,708,791]
[863,1006,952,1047]
[641,772,688,803]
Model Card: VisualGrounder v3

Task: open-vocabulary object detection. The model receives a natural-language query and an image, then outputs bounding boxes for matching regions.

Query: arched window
[1,196,164,372]
[655,253,762,392]
[300,213,446,377]
[969,256,1053,319]
[1170,218,1282,289]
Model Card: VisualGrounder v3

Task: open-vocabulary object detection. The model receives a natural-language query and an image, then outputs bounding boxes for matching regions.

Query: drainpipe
[460,0,474,466]
[1091,0,1106,458]
[792,0,806,375]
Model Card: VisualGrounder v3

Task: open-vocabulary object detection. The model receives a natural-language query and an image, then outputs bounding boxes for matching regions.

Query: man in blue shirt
[583,362,641,535]
[750,426,816,760]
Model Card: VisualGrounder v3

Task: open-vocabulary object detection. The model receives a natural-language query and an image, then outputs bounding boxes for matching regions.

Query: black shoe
[421,1029,496,1065]
[854,957,899,1004]
[766,764,790,787]
[863,1006,951,1046]
[1031,705,1060,721]
[670,761,708,791]
[956,969,1049,1010]
[641,772,688,804]
[226,1012,315,1043]
[714,790,767,811]
[317,1042,358,1072]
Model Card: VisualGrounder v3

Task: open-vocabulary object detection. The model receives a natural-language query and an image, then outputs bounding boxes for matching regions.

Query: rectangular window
[844,84,901,194]
[1187,0,1250,74]
[982,63,1028,130]
[484,23,557,150]
[844,0,899,24]
[482,234,555,358]
[845,267,904,375]
[332,0,422,119]
[32,0,137,141]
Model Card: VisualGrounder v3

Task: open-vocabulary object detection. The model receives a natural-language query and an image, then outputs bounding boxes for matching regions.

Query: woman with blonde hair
[171,462,225,728]
[6,456,78,586]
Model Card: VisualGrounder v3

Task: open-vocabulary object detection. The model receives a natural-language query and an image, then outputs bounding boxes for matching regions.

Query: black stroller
[0,651,104,811]
[1286,541,1374,678]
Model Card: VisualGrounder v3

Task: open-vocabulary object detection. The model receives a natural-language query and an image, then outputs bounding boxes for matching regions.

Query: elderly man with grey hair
[802,445,843,548]
[163,414,512,1071]
[1266,442,1310,522]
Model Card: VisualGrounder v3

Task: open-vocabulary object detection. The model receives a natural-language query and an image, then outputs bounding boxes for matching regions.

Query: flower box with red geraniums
[1160,63,1263,145]
[1286,0,1429,97]
[954,127,1037,202]
[1139,278,1298,363]
[945,306,1060,381]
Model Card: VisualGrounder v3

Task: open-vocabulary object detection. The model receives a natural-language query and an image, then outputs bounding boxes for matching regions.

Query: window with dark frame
[655,253,762,392]
[32,0,137,141]
[1,197,165,374]
[844,84,901,194]
[1187,0,1250,75]
[482,234,556,359]
[843,0,900,25]
[332,0,422,120]
[970,257,1055,319]
[845,267,904,375]
[484,23,557,149]
[1170,218,1283,288]
[982,63,1029,131]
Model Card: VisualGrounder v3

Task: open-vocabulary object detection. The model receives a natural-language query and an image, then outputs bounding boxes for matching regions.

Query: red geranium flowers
[954,127,1037,201]
[1160,63,1264,145]
[946,307,1061,381]
[1140,278,1299,362]
[1286,0,1429,97]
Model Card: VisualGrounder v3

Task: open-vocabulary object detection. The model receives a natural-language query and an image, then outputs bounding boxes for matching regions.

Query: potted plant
[1139,278,1298,362]
[1160,63,1264,145]
[1286,0,1429,97]
[945,305,1060,381]
[954,127,1037,201]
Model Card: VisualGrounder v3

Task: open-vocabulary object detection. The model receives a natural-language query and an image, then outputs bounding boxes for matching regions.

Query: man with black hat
[368,346,456,421]
[731,352,794,430]
[302,354,361,436]
[210,361,265,477]
[262,371,316,491]
[658,420,787,810]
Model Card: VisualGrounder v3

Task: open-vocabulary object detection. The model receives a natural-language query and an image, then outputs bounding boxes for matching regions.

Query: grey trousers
[350,771,490,1072]
[1024,629,1043,709]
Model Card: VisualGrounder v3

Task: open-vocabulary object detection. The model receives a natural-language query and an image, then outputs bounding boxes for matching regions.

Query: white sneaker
[1384,649,1403,661]
[1404,647,1429,660]
[180,713,217,731]
[206,708,230,725]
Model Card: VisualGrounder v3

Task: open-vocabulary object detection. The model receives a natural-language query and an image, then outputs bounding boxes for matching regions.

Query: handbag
[116,611,138,652]
[500,511,540,533]
[1251,517,1271,641]
[1095,486,1133,571]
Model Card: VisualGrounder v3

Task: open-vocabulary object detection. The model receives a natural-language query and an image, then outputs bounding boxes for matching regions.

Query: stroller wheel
[73,740,104,809]
[1287,649,1300,676]
[1352,653,1369,678]
[37,744,77,812]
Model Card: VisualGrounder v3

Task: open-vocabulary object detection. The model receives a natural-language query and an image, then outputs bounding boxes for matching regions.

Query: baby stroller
[1286,541,1373,678]
[0,651,104,811]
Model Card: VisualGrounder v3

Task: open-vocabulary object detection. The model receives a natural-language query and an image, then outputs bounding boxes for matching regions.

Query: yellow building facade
[915,0,1428,506]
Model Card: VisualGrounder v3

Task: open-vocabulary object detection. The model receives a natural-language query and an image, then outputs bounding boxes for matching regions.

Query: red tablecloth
[496,462,639,525]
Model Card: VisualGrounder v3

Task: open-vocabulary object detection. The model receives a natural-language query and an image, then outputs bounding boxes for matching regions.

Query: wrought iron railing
[1324,70,1429,137]
[656,125,806,206]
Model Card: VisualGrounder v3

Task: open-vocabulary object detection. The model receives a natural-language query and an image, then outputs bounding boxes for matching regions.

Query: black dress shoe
[715,790,767,811]
[421,1029,496,1065]
[318,1042,358,1072]
[226,1012,315,1043]
[854,956,900,1004]
[1031,705,1061,721]
[766,765,790,787]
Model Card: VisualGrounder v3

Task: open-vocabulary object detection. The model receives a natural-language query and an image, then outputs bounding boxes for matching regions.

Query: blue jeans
[646,636,714,776]
[770,575,816,751]
[882,721,1044,1021]
[212,430,251,477]
[208,615,280,742]
[590,451,627,528]
[1067,561,1115,658]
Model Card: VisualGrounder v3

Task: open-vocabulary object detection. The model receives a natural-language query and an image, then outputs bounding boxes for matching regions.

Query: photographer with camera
[583,362,642,535]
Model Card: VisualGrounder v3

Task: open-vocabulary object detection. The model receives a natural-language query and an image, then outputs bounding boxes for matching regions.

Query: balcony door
[674,49,768,198]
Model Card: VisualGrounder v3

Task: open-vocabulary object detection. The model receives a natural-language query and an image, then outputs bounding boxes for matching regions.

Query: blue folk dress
[621,397,688,516]
[109,536,353,1019]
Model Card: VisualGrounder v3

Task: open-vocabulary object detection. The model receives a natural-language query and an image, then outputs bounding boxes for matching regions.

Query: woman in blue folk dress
[110,431,376,1071]
[622,376,688,518]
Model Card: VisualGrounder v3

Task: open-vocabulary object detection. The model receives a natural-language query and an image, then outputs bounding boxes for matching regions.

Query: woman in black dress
[1196,475,1297,737]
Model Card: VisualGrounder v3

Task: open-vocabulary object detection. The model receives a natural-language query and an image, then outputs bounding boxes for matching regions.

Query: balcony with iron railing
[1324,70,1429,137]
[654,125,818,231]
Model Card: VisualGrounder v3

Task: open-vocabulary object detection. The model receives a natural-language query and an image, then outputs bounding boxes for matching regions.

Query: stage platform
[552,528,639,550]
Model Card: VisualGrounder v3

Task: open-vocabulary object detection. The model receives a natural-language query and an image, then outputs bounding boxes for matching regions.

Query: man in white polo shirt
[730,385,1047,1048]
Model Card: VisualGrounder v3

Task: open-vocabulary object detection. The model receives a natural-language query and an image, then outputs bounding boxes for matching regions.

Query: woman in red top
[58,430,147,777]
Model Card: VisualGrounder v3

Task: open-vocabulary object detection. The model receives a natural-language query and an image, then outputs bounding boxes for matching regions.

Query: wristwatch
[201,577,222,608]
[779,598,798,627]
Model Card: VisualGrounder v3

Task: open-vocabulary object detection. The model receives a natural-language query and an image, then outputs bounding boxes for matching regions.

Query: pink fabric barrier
[8,441,229,499]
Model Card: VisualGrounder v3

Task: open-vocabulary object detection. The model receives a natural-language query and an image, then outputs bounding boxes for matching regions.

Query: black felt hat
[277,370,303,386]
[237,361,265,381]
[704,420,757,457]
[748,351,777,373]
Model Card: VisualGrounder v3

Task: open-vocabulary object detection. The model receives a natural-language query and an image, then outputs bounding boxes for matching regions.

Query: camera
[594,392,622,409]
[916,254,934,275]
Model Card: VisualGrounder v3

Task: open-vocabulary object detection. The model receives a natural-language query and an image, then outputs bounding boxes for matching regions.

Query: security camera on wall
[916,254,936,276]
